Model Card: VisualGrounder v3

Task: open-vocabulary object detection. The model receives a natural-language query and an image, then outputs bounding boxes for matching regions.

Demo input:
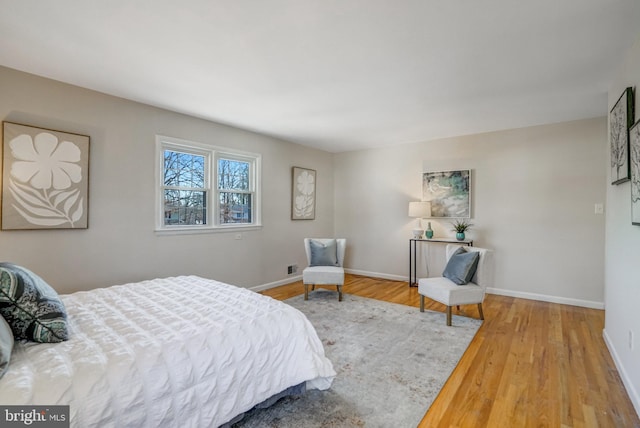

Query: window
[163,148,209,226]
[156,136,261,232]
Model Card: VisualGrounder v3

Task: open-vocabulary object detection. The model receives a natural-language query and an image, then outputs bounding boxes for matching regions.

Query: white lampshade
[408,201,432,218]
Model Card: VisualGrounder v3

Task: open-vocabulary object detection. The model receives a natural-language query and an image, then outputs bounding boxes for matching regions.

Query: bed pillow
[443,247,480,285]
[0,263,69,343]
[0,315,13,379]
[309,239,339,267]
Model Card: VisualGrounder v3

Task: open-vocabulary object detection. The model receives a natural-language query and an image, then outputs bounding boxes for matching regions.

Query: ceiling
[1,1,639,153]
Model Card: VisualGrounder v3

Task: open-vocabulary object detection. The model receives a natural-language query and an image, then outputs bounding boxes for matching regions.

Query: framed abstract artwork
[2,122,90,230]
[630,119,640,225]
[422,170,471,218]
[291,167,315,220]
[610,87,635,185]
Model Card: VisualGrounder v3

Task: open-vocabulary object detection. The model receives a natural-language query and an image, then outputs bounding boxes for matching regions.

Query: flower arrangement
[451,218,473,233]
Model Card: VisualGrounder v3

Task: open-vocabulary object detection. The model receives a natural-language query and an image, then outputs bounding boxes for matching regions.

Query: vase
[456,232,465,241]
[425,222,433,239]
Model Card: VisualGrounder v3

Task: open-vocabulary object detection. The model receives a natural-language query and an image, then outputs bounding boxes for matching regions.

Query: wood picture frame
[610,87,635,185]
[422,169,471,218]
[291,167,316,220]
[2,122,90,229]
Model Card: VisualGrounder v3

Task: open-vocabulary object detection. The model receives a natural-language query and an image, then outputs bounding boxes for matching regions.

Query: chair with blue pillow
[303,238,346,301]
[418,244,494,326]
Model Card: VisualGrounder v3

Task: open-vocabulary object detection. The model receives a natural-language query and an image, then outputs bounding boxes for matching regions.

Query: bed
[0,275,336,427]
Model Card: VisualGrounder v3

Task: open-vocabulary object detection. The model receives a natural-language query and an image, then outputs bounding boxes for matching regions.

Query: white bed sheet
[0,275,335,427]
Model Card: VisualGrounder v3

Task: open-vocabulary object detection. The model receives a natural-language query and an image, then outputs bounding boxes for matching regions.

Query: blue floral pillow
[0,263,69,343]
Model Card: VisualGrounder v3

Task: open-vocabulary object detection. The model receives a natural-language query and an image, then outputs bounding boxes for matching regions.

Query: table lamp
[408,201,431,239]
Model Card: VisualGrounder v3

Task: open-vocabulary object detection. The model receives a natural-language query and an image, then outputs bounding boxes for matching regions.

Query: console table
[409,238,473,287]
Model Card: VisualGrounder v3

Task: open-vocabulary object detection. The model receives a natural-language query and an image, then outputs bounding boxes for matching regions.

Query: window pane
[219,192,252,224]
[164,150,205,188]
[218,159,249,190]
[164,190,207,225]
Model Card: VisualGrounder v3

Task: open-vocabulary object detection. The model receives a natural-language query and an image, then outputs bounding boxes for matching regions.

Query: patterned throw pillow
[0,315,13,379]
[0,263,69,343]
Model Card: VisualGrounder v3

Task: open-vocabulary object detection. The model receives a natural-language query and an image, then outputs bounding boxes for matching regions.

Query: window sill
[154,224,262,236]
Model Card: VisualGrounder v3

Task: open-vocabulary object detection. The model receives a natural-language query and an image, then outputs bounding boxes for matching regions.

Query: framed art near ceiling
[422,170,471,218]
[292,166,315,220]
[630,119,640,225]
[610,87,635,185]
[2,122,90,230]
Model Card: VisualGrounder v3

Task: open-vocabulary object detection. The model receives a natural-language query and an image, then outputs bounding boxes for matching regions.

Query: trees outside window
[218,157,252,224]
[156,136,261,232]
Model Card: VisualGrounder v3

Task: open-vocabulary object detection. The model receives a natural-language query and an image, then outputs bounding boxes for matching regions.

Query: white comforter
[0,276,335,427]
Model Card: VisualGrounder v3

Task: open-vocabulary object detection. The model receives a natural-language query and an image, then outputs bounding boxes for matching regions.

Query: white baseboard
[347,269,605,310]
[485,287,604,310]
[603,329,640,418]
[253,269,605,310]
[251,275,302,292]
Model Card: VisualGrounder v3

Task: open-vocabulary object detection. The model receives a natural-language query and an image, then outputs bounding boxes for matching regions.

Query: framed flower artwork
[291,166,315,220]
[2,122,90,229]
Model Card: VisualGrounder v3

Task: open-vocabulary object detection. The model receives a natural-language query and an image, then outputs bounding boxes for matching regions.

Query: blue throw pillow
[309,239,339,267]
[0,263,69,343]
[443,247,480,285]
[0,315,13,379]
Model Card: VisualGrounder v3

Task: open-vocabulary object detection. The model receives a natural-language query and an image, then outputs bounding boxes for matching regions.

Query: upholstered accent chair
[303,238,346,301]
[418,244,494,326]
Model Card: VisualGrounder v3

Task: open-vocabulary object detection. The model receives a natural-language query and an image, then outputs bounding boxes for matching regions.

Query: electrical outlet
[287,264,298,275]
[594,203,604,215]
[629,330,634,350]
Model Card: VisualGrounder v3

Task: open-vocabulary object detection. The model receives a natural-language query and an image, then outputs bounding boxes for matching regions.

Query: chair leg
[477,303,484,320]
[420,295,425,312]
[311,285,316,291]
[337,285,343,302]
[456,305,460,311]
[446,306,452,326]
[304,284,309,300]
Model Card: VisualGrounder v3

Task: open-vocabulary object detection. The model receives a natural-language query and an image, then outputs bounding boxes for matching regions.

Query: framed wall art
[422,169,471,218]
[2,122,90,230]
[630,119,640,225]
[291,166,315,220]
[610,87,635,185]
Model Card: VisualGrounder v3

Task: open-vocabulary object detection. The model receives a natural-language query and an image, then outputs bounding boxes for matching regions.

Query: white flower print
[296,170,315,195]
[293,169,315,219]
[7,132,84,227]
[10,132,82,190]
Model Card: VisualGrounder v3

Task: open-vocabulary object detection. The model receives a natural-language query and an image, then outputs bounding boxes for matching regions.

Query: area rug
[234,290,481,428]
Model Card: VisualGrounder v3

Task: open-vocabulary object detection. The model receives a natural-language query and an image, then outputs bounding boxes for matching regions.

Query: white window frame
[155,135,262,234]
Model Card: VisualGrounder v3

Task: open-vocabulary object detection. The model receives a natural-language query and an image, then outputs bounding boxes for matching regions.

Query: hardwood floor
[261,274,640,427]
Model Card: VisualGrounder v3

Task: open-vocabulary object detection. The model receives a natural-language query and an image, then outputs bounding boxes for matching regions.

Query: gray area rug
[234,290,481,428]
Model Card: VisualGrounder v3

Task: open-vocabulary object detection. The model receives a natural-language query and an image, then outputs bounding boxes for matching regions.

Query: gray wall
[605,34,640,415]
[0,66,334,293]
[334,117,607,307]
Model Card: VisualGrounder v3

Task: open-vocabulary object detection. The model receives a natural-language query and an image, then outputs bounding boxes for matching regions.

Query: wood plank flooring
[261,274,640,427]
